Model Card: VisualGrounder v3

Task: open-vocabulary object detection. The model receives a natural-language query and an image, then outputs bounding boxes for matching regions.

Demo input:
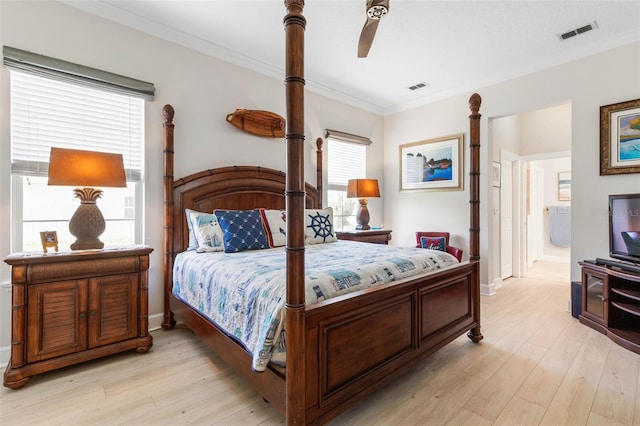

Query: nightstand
[3,246,154,389]
[336,229,392,245]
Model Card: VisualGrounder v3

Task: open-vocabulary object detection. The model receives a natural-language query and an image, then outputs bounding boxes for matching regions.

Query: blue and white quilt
[172,240,458,371]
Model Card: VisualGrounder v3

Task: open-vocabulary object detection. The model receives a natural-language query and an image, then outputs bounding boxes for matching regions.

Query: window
[326,131,370,231]
[5,47,154,252]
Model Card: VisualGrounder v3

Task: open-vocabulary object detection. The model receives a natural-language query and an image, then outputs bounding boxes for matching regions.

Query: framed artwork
[558,171,571,201]
[492,161,501,188]
[399,134,464,191]
[600,98,640,175]
[40,231,59,253]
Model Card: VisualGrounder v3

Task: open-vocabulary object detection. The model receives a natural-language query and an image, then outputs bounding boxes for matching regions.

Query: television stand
[579,261,640,354]
[595,257,640,274]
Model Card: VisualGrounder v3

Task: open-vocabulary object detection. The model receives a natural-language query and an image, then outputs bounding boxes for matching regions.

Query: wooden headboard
[170,165,322,254]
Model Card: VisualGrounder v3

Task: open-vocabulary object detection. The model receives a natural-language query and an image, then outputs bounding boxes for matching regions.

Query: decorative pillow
[420,236,446,252]
[305,207,337,245]
[260,208,287,247]
[185,209,200,251]
[214,209,270,253]
[187,209,225,252]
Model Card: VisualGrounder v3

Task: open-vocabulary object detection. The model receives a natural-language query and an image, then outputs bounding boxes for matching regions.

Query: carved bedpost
[284,1,306,424]
[316,137,323,207]
[468,93,481,261]
[162,104,176,330]
[467,93,483,343]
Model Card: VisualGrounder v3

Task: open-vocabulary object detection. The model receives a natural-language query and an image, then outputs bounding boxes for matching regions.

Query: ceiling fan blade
[358,18,379,58]
[357,0,389,58]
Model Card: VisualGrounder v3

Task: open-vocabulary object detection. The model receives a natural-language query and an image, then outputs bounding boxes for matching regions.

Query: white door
[500,159,513,279]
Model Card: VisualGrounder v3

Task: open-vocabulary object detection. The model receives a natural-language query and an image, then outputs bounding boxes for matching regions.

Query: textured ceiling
[64,0,640,114]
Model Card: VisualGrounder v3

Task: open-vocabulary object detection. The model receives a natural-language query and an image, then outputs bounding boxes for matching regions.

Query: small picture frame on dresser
[40,231,59,253]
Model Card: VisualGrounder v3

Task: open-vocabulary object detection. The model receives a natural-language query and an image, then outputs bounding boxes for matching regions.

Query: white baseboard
[494,277,504,290]
[149,312,165,331]
[481,276,503,296]
[0,345,8,368]
[1,282,10,367]
[481,282,497,296]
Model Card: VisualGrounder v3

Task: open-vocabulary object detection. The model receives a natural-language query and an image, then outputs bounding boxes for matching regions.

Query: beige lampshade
[346,178,380,199]
[48,147,126,188]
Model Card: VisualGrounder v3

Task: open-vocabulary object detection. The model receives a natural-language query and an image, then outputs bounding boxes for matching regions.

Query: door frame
[501,151,572,280]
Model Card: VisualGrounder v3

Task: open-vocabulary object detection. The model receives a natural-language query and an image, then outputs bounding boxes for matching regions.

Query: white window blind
[10,71,144,181]
[327,136,367,231]
[327,139,366,190]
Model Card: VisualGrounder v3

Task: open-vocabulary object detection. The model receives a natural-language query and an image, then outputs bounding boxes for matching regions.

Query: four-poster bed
[162,2,482,424]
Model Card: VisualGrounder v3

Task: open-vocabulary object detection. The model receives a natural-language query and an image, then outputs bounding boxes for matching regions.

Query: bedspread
[172,240,458,371]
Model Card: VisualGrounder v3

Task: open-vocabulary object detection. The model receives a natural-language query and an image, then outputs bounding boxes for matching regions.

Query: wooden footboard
[303,261,479,424]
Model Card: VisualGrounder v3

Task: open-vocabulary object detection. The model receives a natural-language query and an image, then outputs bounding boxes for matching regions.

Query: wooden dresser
[3,246,154,389]
[336,229,392,245]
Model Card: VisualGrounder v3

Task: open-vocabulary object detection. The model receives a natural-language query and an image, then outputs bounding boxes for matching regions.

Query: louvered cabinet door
[88,273,138,347]
[26,280,88,363]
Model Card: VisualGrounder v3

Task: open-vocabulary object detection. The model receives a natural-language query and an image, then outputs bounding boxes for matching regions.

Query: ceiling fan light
[367,5,388,20]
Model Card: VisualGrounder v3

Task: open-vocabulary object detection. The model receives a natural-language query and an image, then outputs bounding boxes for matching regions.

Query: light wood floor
[2,261,639,425]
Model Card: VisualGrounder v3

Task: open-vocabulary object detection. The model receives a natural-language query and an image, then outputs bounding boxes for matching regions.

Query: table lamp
[48,147,127,250]
[347,178,380,230]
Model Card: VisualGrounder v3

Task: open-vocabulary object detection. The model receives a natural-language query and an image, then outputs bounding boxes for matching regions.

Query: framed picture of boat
[600,98,640,175]
[399,134,463,191]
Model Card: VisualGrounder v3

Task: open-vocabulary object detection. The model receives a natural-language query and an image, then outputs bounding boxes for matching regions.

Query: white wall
[532,157,572,261]
[384,42,640,288]
[0,1,384,363]
[492,115,520,160]
[384,95,473,253]
[520,104,572,156]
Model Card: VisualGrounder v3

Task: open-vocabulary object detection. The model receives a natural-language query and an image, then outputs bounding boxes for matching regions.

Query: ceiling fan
[357,0,390,58]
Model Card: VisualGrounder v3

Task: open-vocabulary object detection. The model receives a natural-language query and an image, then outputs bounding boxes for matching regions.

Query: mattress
[172,239,458,371]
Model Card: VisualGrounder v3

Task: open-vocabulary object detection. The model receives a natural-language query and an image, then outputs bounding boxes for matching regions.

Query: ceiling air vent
[558,21,598,41]
[408,82,429,91]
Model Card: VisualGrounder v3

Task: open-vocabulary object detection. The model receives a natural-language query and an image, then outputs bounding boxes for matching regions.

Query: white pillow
[260,208,287,247]
[305,207,337,245]
[185,209,200,250]
[187,209,224,252]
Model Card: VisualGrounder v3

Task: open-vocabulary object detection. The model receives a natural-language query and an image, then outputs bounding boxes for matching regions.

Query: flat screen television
[609,193,640,264]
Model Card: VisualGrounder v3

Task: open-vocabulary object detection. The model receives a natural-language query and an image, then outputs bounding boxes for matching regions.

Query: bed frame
[162,2,482,424]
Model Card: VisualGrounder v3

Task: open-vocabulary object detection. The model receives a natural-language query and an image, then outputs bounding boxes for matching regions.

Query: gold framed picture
[600,98,640,175]
[40,231,59,253]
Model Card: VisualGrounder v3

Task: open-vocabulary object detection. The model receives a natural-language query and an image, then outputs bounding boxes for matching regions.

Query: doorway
[492,102,572,284]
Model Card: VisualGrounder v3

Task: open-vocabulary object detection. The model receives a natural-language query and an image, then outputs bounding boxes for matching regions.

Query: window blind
[10,71,144,181]
[3,46,155,100]
[327,138,366,190]
[325,129,372,146]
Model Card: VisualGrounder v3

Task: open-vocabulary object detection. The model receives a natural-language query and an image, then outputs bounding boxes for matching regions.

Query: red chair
[415,231,463,262]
